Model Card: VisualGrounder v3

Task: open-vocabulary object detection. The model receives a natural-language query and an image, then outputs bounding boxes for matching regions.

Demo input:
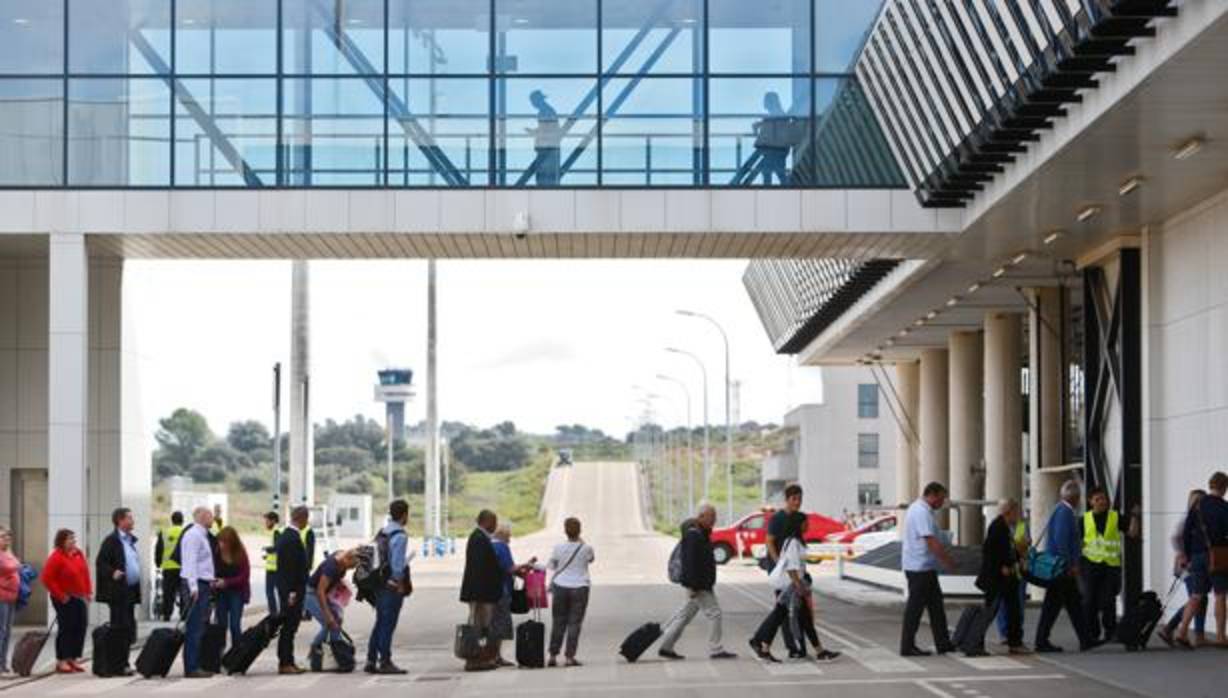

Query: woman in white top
[772,512,839,662]
[546,517,595,667]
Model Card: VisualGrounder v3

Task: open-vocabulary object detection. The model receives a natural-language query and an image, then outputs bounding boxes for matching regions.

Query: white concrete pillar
[47,234,89,545]
[895,361,920,506]
[919,348,949,526]
[949,330,984,544]
[985,312,1023,507]
[1028,288,1064,535]
[289,261,314,506]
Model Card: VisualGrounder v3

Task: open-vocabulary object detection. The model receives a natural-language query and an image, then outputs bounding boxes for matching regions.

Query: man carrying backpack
[366,499,411,674]
[657,504,736,661]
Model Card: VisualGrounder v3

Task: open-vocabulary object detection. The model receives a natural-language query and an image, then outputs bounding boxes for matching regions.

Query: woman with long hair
[212,526,251,649]
[773,512,839,662]
[0,527,21,678]
[41,529,91,674]
[1159,489,1208,647]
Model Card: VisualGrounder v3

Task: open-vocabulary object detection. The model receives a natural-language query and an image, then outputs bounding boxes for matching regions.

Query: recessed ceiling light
[1173,137,1204,160]
[347,18,364,25]
[182,18,197,25]
[513,17,530,25]
[992,266,1007,278]
[1118,176,1144,196]
[1043,230,1064,245]
[899,328,910,337]
[885,338,896,347]
[12,18,29,25]
[1076,205,1101,222]
[967,282,981,294]
[946,297,959,307]
[1010,252,1028,265]
[925,310,938,320]
[913,318,925,327]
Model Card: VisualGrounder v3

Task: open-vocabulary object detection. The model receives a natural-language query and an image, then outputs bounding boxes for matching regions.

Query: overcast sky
[126,259,824,440]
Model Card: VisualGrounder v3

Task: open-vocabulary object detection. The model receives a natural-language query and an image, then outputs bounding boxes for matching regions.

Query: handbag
[453,622,484,660]
[510,579,530,615]
[1195,508,1228,575]
[768,538,801,592]
[1025,516,1067,586]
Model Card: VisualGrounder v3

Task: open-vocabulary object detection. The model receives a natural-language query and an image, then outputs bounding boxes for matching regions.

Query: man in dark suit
[459,510,501,671]
[275,505,311,674]
[978,499,1030,655]
[95,507,140,675]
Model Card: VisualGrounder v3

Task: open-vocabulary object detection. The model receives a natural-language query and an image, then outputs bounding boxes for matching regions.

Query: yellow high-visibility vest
[160,525,184,571]
[1083,510,1122,567]
[1013,520,1028,545]
[264,526,283,571]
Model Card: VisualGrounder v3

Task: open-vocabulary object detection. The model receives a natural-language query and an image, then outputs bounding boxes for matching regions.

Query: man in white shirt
[900,482,955,657]
[180,507,216,678]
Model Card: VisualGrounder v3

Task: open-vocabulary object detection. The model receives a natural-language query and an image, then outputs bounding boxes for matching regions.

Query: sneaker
[787,650,807,660]
[709,651,737,660]
[900,647,932,657]
[376,662,408,675]
[747,639,780,663]
[1034,643,1064,654]
[658,649,685,660]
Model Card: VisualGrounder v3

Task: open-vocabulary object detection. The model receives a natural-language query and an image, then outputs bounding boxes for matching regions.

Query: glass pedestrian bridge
[0,0,903,189]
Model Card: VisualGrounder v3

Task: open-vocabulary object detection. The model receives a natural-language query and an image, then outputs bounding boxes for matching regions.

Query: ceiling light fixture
[1076,205,1101,222]
[946,297,959,307]
[1043,230,1064,245]
[925,310,938,320]
[1011,252,1028,265]
[1118,175,1144,196]
[182,18,197,25]
[1173,137,1204,160]
[899,328,910,337]
[992,266,1007,278]
[914,318,925,327]
[885,338,896,347]
[967,282,981,294]
[12,18,29,25]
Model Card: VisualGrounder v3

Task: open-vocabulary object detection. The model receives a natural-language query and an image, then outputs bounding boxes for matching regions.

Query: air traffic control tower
[375,369,415,443]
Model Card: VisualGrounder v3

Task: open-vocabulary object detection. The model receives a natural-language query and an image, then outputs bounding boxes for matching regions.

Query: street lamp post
[657,374,694,513]
[666,347,709,508]
[677,310,734,524]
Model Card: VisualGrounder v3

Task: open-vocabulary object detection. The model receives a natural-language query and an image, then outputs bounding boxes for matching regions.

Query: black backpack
[354,529,406,605]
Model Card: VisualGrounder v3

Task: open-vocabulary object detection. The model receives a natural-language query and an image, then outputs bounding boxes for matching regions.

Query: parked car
[709,509,846,565]
[824,513,898,545]
[557,449,573,466]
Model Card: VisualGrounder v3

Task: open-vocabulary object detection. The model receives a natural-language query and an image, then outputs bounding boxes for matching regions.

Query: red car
[824,514,898,544]
[709,509,846,565]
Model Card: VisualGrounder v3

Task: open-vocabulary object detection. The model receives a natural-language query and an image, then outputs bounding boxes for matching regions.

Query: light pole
[272,362,282,516]
[657,374,694,512]
[666,347,710,507]
[677,310,734,524]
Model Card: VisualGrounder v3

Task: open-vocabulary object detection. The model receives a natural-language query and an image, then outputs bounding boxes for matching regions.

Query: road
[3,462,1214,697]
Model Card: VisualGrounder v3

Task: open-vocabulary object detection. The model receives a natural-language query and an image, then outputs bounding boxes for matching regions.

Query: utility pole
[272,362,282,516]
[666,347,709,506]
[676,310,735,523]
[424,260,440,552]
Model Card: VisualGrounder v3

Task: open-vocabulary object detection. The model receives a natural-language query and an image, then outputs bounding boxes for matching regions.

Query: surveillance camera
[513,211,531,240]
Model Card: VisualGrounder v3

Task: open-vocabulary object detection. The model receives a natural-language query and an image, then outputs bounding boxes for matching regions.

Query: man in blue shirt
[899,482,955,656]
[95,507,141,675]
[1034,480,1096,652]
[366,499,411,674]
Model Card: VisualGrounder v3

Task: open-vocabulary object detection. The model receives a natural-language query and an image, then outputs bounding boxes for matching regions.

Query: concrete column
[895,361,920,505]
[1028,288,1064,535]
[985,312,1024,508]
[919,348,949,526]
[289,261,314,506]
[949,331,984,544]
[47,234,89,547]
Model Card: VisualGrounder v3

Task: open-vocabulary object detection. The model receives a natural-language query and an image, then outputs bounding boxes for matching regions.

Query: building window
[857,433,879,468]
[857,384,878,418]
[857,483,880,507]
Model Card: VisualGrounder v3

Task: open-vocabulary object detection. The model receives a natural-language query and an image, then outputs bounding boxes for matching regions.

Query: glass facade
[0,0,900,188]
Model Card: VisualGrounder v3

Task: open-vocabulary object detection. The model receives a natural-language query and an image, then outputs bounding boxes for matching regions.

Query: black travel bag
[1117,576,1181,651]
[309,630,356,673]
[618,622,662,663]
[12,618,56,677]
[222,614,281,675]
[516,609,545,669]
[136,627,185,678]
[92,623,130,677]
[199,621,228,673]
[951,604,996,656]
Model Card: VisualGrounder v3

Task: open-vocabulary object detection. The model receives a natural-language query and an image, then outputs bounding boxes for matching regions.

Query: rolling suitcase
[92,623,130,677]
[136,627,185,678]
[618,622,662,663]
[1117,576,1181,651]
[199,621,228,674]
[951,604,996,656]
[515,609,545,669]
[221,614,281,676]
[12,619,55,677]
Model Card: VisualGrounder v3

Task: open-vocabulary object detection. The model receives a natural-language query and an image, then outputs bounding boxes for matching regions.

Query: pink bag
[524,569,548,609]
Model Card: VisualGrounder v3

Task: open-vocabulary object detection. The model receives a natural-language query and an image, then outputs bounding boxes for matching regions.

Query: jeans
[305,592,342,648]
[750,592,798,652]
[901,570,951,653]
[1082,562,1121,641]
[996,579,1027,640]
[782,587,820,653]
[367,588,405,664]
[1036,574,1089,648]
[659,589,723,654]
[265,571,280,616]
[215,589,245,648]
[183,581,212,674]
[549,585,590,658]
[0,601,13,671]
[52,597,87,660]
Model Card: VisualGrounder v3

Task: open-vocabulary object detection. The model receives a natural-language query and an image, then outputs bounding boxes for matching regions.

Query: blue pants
[183,582,212,674]
[265,571,280,615]
[996,579,1027,640]
[215,589,245,648]
[367,588,405,664]
[304,593,341,648]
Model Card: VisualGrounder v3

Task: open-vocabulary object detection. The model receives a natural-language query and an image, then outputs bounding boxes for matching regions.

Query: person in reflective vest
[263,512,282,615]
[154,511,184,621]
[1080,487,1122,642]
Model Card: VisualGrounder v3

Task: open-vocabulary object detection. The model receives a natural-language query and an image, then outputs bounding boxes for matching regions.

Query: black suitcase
[222,615,280,676]
[1117,576,1182,651]
[136,627,185,678]
[619,622,662,663]
[951,605,995,655]
[199,622,228,674]
[92,623,129,677]
[516,619,545,669]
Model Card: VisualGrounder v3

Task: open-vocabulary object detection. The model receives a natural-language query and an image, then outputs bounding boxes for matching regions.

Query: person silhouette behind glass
[752,91,801,186]
[525,90,563,186]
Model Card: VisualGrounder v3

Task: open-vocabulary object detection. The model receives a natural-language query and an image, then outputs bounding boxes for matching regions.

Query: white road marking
[254,674,322,691]
[915,679,957,698]
[842,648,926,674]
[151,677,235,693]
[761,661,823,677]
[49,678,138,695]
[951,655,1029,671]
[662,661,718,680]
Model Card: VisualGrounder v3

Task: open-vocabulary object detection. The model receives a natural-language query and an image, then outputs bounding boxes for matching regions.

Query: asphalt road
[4,462,1217,697]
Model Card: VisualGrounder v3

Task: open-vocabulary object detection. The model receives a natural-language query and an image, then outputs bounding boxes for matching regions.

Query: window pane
[816,0,882,73]
[389,0,489,75]
[813,77,904,187]
[496,78,596,186]
[857,433,879,468]
[388,77,488,186]
[601,77,702,185]
[68,0,170,74]
[494,0,596,75]
[709,77,810,186]
[0,1,63,73]
[67,78,169,185]
[709,0,810,74]
[282,78,385,186]
[858,383,879,418]
[174,78,276,186]
[283,0,384,75]
[602,0,702,75]
[177,0,278,75]
[0,79,63,185]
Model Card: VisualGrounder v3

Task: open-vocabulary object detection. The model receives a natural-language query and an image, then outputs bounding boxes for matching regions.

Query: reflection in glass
[601,78,703,185]
[282,78,385,186]
[282,0,384,75]
[494,0,597,75]
[0,79,64,185]
[811,78,904,187]
[496,78,597,186]
[68,0,171,75]
[174,78,276,186]
[68,78,170,185]
[389,0,489,75]
[709,0,811,74]
[816,0,883,73]
[709,77,811,186]
[176,0,278,75]
[602,0,702,75]
[0,1,64,74]
[388,78,488,186]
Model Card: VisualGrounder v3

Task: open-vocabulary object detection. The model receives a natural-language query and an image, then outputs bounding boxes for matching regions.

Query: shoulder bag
[1025,515,1068,587]
[1196,508,1228,575]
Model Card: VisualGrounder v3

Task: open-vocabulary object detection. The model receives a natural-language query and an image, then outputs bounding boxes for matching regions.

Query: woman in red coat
[42,529,92,673]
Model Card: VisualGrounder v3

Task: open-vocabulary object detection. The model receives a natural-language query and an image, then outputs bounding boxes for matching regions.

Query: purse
[453,623,484,660]
[1196,508,1228,575]
[510,579,530,615]
[1025,517,1067,586]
